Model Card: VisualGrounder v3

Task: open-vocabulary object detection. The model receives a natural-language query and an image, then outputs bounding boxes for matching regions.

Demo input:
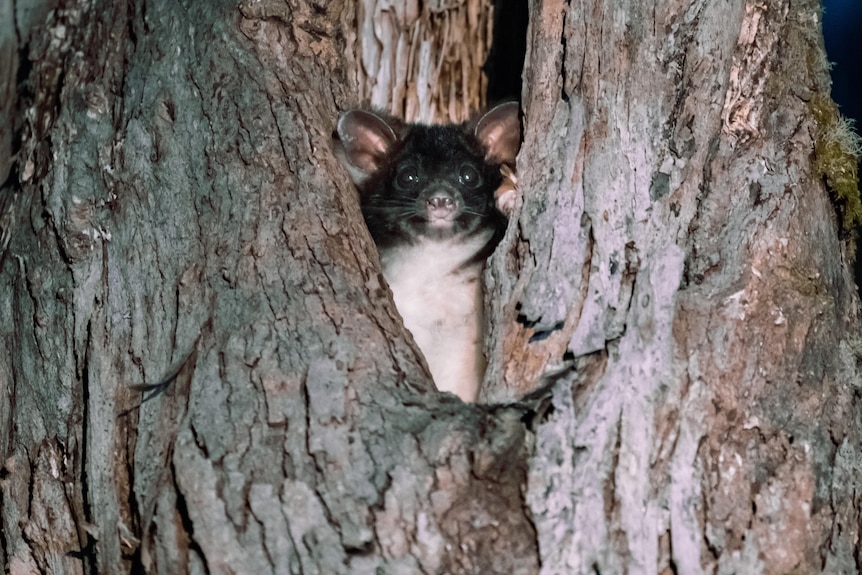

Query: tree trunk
[1,1,860,575]
[353,0,494,123]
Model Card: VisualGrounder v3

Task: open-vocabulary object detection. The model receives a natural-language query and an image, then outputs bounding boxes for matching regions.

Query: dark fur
[356,122,508,255]
[333,103,520,401]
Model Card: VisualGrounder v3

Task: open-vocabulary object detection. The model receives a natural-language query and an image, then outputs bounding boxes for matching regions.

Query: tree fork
[1,0,860,573]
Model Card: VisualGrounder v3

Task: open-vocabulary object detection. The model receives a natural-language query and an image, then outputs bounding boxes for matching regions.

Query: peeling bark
[353,0,493,123]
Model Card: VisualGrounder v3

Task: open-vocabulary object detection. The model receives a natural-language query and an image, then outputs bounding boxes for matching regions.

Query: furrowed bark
[1,0,860,573]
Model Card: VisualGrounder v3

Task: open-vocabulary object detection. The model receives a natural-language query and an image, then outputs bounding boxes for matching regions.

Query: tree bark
[482,0,862,572]
[352,0,494,123]
[1,1,860,575]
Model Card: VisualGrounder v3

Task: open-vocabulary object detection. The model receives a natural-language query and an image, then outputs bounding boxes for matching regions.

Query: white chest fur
[380,231,493,402]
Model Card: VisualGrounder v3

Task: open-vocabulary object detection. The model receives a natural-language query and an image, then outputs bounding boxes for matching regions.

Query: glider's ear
[474,101,521,166]
[334,110,399,186]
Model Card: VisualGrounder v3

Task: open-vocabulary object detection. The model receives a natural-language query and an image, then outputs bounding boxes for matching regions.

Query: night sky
[823,0,862,125]
[823,0,862,287]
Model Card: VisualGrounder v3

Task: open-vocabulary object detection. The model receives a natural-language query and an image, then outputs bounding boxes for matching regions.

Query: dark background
[823,0,861,127]
[823,0,862,289]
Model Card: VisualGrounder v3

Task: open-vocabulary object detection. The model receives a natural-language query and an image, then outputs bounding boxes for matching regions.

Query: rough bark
[2,0,536,573]
[353,0,493,123]
[482,0,862,573]
[1,0,860,575]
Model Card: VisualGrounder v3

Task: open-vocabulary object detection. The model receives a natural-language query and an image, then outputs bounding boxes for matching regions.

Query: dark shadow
[484,0,528,104]
[823,0,862,295]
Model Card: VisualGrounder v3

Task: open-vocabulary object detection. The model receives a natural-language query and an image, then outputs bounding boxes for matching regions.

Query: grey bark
[482,0,862,573]
[2,0,536,573]
[1,0,860,575]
